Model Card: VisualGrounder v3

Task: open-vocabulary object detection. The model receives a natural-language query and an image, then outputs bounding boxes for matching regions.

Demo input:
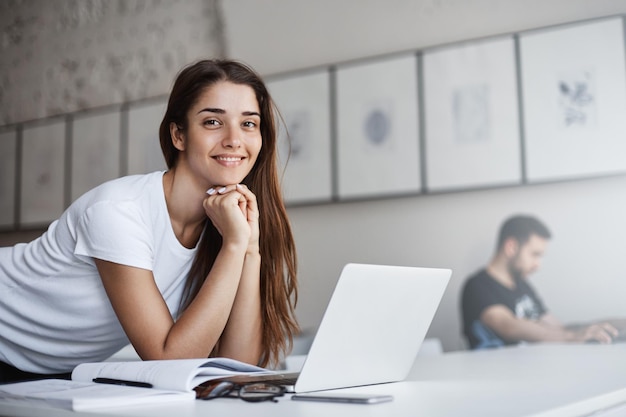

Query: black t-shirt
[461,268,547,349]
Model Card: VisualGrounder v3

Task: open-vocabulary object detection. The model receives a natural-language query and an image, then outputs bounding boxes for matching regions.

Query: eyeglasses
[195,381,286,403]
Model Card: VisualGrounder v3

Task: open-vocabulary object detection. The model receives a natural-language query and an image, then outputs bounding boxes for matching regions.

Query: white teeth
[216,156,242,162]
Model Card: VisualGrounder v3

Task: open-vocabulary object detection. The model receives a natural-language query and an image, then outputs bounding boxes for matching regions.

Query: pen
[92,377,153,388]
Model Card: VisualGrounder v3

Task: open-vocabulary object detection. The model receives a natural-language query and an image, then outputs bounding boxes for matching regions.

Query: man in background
[461,214,624,349]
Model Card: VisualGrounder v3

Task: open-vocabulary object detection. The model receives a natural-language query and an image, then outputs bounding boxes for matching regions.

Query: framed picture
[519,17,626,182]
[71,108,121,202]
[0,127,17,229]
[20,118,66,227]
[335,54,421,199]
[422,36,522,192]
[267,69,333,204]
[127,98,168,175]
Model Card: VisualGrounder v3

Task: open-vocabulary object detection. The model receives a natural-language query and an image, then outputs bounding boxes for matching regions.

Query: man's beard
[507,260,525,281]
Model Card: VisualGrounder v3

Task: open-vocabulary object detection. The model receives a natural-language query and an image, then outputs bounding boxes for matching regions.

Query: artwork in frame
[422,36,522,192]
[20,118,66,227]
[0,128,17,229]
[266,70,333,204]
[335,54,421,199]
[71,108,121,202]
[519,17,626,182]
[127,98,168,175]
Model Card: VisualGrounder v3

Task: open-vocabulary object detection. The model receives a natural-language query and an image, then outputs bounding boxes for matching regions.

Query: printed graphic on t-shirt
[515,294,542,320]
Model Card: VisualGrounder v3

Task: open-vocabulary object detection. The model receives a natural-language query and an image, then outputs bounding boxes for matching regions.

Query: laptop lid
[294,263,451,393]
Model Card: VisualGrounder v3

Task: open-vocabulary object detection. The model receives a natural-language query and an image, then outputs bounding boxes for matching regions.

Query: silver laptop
[224,263,451,393]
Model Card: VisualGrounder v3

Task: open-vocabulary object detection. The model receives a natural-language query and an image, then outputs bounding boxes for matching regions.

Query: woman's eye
[203,119,220,126]
[243,121,257,128]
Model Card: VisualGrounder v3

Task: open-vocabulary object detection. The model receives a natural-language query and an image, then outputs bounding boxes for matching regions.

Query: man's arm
[571,318,626,333]
[481,305,616,344]
[544,313,625,338]
[537,312,563,328]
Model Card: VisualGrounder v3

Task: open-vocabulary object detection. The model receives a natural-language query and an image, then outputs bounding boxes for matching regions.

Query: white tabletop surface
[2,343,626,417]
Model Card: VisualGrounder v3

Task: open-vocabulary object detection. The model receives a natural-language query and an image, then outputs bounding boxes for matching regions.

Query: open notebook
[222,263,451,393]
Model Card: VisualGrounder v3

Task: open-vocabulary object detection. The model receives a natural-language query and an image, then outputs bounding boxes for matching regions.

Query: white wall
[221,0,626,351]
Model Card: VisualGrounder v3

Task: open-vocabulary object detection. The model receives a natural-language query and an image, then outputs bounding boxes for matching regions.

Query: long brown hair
[158,59,298,367]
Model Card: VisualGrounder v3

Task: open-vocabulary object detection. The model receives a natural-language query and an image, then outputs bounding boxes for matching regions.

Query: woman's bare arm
[97,185,262,363]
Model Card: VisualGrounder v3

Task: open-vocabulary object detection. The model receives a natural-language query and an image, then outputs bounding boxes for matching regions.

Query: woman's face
[174,81,262,187]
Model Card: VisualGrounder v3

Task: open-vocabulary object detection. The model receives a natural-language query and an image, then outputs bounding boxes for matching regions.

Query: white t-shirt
[0,171,196,373]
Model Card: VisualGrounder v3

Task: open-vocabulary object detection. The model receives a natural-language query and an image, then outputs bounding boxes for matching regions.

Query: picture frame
[519,17,626,182]
[0,127,17,229]
[20,118,67,227]
[127,98,168,175]
[422,35,522,192]
[335,54,421,200]
[267,69,333,204]
[71,108,122,202]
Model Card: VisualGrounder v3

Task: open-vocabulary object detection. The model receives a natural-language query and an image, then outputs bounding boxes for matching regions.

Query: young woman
[0,59,299,382]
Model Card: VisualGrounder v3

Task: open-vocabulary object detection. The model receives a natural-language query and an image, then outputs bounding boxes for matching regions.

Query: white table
[2,343,626,417]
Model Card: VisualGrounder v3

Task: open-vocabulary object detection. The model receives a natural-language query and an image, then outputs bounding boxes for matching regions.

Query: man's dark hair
[496,215,551,250]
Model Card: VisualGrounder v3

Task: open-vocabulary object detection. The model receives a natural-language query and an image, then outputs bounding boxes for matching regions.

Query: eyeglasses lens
[196,381,285,402]
[196,381,236,400]
[239,383,285,402]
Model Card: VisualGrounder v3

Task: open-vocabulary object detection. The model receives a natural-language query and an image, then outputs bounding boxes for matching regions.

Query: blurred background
[2,0,626,352]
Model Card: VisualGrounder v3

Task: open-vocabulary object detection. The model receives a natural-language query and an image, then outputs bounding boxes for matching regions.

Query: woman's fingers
[206,184,258,218]
[206,184,239,196]
[235,184,259,220]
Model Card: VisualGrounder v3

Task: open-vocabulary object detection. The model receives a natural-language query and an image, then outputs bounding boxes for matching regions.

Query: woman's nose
[222,126,241,148]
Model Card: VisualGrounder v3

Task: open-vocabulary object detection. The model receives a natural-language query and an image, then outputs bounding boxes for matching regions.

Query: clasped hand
[203,184,259,252]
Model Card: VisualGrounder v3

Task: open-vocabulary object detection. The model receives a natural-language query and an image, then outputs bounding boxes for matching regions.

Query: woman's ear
[170,122,186,151]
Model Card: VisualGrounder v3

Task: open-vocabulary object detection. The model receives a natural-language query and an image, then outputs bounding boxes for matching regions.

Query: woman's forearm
[160,242,250,358]
[215,251,263,364]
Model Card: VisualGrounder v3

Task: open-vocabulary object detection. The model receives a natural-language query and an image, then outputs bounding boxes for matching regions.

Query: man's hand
[572,322,619,344]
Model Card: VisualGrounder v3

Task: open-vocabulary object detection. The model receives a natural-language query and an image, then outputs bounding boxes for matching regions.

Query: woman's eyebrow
[197,107,225,115]
[196,108,260,117]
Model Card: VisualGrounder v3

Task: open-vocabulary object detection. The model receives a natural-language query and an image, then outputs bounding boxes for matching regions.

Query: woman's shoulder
[76,171,164,204]
[62,171,167,235]
[95,171,163,192]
